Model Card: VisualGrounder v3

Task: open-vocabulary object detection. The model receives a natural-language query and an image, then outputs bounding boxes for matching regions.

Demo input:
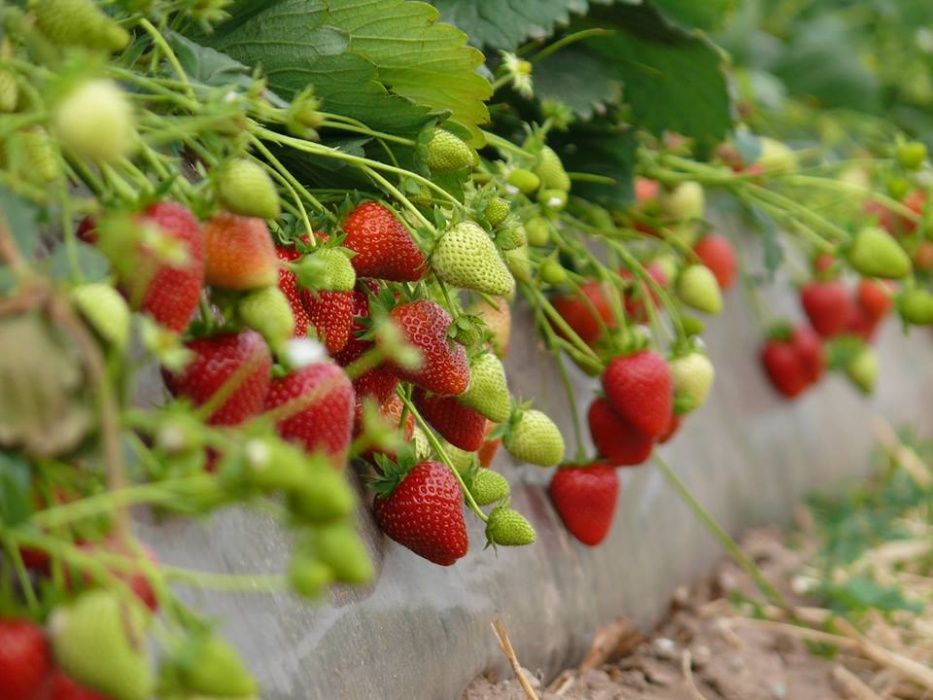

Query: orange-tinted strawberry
[164,330,272,426]
[856,279,895,322]
[304,290,354,354]
[602,351,672,439]
[203,213,278,290]
[265,362,354,463]
[413,389,487,452]
[468,296,511,358]
[477,432,500,468]
[354,392,415,462]
[800,280,854,337]
[373,461,468,566]
[549,465,619,546]
[587,397,655,467]
[552,281,615,345]
[275,245,312,337]
[342,201,426,281]
[913,241,933,271]
[389,300,469,395]
[693,234,737,291]
[0,618,52,700]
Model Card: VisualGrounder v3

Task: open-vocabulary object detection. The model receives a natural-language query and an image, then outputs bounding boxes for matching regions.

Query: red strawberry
[373,461,468,565]
[760,337,808,398]
[913,241,933,271]
[75,215,97,244]
[389,300,470,395]
[548,465,619,546]
[659,411,681,444]
[800,280,854,337]
[813,252,836,275]
[48,668,110,700]
[74,538,158,611]
[856,279,894,322]
[203,212,278,289]
[355,392,415,461]
[620,263,668,322]
[275,245,312,337]
[846,308,879,342]
[334,287,398,403]
[342,201,426,281]
[304,290,354,354]
[587,397,654,467]
[552,281,615,344]
[789,325,825,384]
[0,618,52,700]
[164,330,272,426]
[413,389,487,452]
[693,234,737,291]
[602,351,672,439]
[265,362,354,463]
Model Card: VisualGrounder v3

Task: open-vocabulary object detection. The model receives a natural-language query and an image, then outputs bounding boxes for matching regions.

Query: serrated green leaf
[649,0,736,31]
[199,0,491,142]
[0,453,33,527]
[432,0,588,50]
[167,31,254,90]
[533,47,621,119]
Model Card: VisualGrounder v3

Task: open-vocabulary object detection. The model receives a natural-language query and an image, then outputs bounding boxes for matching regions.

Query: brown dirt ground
[462,527,899,700]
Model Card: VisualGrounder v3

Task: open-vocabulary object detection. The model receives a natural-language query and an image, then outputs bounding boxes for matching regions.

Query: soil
[461,527,871,700]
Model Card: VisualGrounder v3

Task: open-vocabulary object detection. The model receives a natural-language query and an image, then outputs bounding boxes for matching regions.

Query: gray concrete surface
[140,233,933,700]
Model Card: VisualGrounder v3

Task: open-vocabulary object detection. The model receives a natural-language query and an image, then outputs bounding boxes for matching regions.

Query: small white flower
[224,90,239,103]
[504,184,519,196]
[284,337,326,368]
[546,195,563,209]
[245,438,271,468]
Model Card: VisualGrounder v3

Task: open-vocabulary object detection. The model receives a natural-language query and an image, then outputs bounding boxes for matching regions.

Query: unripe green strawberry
[19,128,60,183]
[495,224,526,251]
[31,0,130,52]
[847,227,911,279]
[413,426,433,461]
[485,197,510,226]
[217,159,281,220]
[51,590,153,700]
[470,469,510,506]
[659,181,705,221]
[757,137,798,173]
[535,145,570,191]
[72,282,130,350]
[538,188,568,211]
[242,438,319,493]
[288,554,333,599]
[0,70,18,112]
[539,258,567,285]
[886,176,912,201]
[845,347,877,394]
[677,265,722,315]
[54,79,136,163]
[426,129,473,172]
[433,221,515,296]
[524,217,551,246]
[504,244,532,284]
[898,288,933,325]
[176,636,257,697]
[440,440,476,475]
[292,247,356,292]
[238,285,295,347]
[669,352,714,413]
[459,353,511,422]
[314,522,374,584]
[507,169,540,194]
[896,141,927,170]
[286,467,356,523]
[485,506,536,546]
[504,409,564,467]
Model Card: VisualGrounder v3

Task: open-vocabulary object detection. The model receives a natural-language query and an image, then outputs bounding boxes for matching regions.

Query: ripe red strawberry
[73,538,159,611]
[203,212,278,290]
[800,280,854,337]
[334,288,399,403]
[620,263,668,322]
[413,389,487,452]
[373,461,468,565]
[760,337,808,398]
[659,411,681,444]
[265,362,354,463]
[275,245,312,337]
[48,668,110,700]
[602,351,672,439]
[587,397,655,467]
[790,325,825,384]
[548,465,619,546]
[304,290,354,354]
[846,308,879,342]
[342,201,426,281]
[856,279,894,322]
[389,300,470,395]
[552,281,615,345]
[693,234,737,290]
[164,330,272,426]
[0,618,52,700]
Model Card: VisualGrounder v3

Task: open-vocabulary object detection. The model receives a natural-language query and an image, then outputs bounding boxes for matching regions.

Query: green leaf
[431,0,588,50]
[167,31,255,91]
[817,575,923,615]
[649,0,736,31]
[586,5,732,147]
[746,205,784,279]
[533,47,621,119]
[46,242,110,282]
[198,0,491,142]
[0,453,33,527]
[551,118,636,207]
[0,186,41,259]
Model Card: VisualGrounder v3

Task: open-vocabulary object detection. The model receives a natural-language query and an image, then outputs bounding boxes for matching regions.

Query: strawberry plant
[1,0,932,695]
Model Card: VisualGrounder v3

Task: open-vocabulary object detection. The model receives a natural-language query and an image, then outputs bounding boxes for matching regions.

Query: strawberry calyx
[369,451,418,498]
[766,321,794,342]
